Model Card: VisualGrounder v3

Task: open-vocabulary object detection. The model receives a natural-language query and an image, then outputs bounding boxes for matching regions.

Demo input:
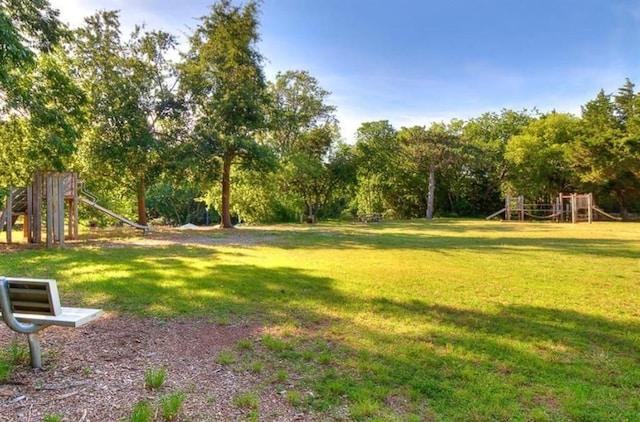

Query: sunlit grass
[1,219,639,420]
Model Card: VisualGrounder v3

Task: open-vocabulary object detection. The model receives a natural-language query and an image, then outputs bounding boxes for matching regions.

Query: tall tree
[353,120,399,215]
[267,70,337,156]
[504,112,579,201]
[73,11,177,225]
[572,84,640,216]
[398,123,458,220]
[179,0,269,228]
[266,70,343,221]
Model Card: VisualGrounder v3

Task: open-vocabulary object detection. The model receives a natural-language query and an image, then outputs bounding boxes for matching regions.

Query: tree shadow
[353,296,640,419]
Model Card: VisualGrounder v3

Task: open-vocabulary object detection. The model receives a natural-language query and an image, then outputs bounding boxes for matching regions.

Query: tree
[0,0,63,91]
[572,83,640,216]
[0,1,84,186]
[0,49,85,186]
[462,109,536,214]
[179,0,269,228]
[504,112,579,201]
[267,70,337,156]
[353,120,399,215]
[398,123,458,220]
[73,11,177,225]
[266,70,344,221]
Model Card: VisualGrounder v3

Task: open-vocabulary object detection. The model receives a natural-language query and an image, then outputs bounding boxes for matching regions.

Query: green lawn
[2,220,640,421]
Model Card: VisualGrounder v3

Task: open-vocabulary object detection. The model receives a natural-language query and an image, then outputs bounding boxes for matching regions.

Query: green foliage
[286,390,302,406]
[0,341,29,381]
[159,392,186,421]
[504,112,580,201]
[233,391,259,409]
[250,361,263,373]
[179,0,269,228]
[146,178,208,225]
[144,366,167,390]
[0,0,64,87]
[42,415,64,422]
[571,82,640,215]
[262,70,353,220]
[126,400,154,422]
[216,351,235,365]
[72,10,178,225]
[0,47,86,186]
[236,339,253,350]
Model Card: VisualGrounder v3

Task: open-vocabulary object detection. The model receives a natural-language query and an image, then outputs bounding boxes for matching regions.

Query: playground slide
[592,206,623,221]
[485,208,506,220]
[79,196,150,231]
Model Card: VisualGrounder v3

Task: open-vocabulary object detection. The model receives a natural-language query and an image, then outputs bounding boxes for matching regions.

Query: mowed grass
[2,219,640,421]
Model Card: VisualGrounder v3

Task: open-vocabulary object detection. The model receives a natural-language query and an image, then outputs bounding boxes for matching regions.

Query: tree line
[1,0,639,227]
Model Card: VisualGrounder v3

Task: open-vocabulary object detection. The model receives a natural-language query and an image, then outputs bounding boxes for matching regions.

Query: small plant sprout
[286,390,302,407]
[160,391,186,421]
[233,392,259,409]
[250,361,263,373]
[127,400,154,422]
[276,369,287,382]
[144,366,167,390]
[217,351,235,365]
[236,339,253,350]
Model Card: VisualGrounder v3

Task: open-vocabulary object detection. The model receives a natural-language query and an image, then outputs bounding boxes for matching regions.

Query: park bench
[0,276,102,368]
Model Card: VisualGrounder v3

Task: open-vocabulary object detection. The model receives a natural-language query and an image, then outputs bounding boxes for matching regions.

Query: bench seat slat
[1,307,103,328]
[5,278,62,316]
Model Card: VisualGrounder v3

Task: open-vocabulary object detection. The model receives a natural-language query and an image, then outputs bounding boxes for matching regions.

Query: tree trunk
[220,155,234,228]
[307,202,315,223]
[137,178,148,226]
[426,161,436,220]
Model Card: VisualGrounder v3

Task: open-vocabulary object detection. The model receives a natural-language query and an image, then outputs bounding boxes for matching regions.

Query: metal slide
[79,196,150,231]
[592,205,623,221]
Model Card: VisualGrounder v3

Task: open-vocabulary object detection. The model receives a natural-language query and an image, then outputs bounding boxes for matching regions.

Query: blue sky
[50,0,640,142]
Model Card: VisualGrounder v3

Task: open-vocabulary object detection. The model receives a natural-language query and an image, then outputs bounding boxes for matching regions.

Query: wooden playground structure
[486,193,622,223]
[1,172,148,247]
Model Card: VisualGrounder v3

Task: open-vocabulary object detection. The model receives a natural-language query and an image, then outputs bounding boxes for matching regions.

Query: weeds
[160,392,186,421]
[144,366,166,390]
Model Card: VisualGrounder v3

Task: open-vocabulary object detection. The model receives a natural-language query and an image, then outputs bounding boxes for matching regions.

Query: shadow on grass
[350,296,640,420]
[281,229,640,260]
[4,246,348,325]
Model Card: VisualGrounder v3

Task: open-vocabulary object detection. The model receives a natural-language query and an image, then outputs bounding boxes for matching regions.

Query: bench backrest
[3,277,62,316]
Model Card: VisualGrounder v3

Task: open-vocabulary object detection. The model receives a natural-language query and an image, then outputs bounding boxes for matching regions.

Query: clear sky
[50,0,640,142]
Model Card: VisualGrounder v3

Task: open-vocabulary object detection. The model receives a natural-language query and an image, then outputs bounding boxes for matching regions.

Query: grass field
[1,219,639,421]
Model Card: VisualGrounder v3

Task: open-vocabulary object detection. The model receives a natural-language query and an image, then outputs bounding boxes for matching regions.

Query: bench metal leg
[27,333,43,369]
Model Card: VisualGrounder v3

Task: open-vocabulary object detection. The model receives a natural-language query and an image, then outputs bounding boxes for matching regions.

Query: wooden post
[571,193,577,224]
[57,175,65,246]
[32,174,41,243]
[26,184,33,243]
[71,173,79,239]
[6,187,13,244]
[46,175,53,248]
[505,196,511,221]
[519,196,525,221]
[588,193,593,224]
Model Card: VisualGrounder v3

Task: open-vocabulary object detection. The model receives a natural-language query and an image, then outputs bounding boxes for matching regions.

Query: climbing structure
[1,172,148,247]
[486,193,621,223]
